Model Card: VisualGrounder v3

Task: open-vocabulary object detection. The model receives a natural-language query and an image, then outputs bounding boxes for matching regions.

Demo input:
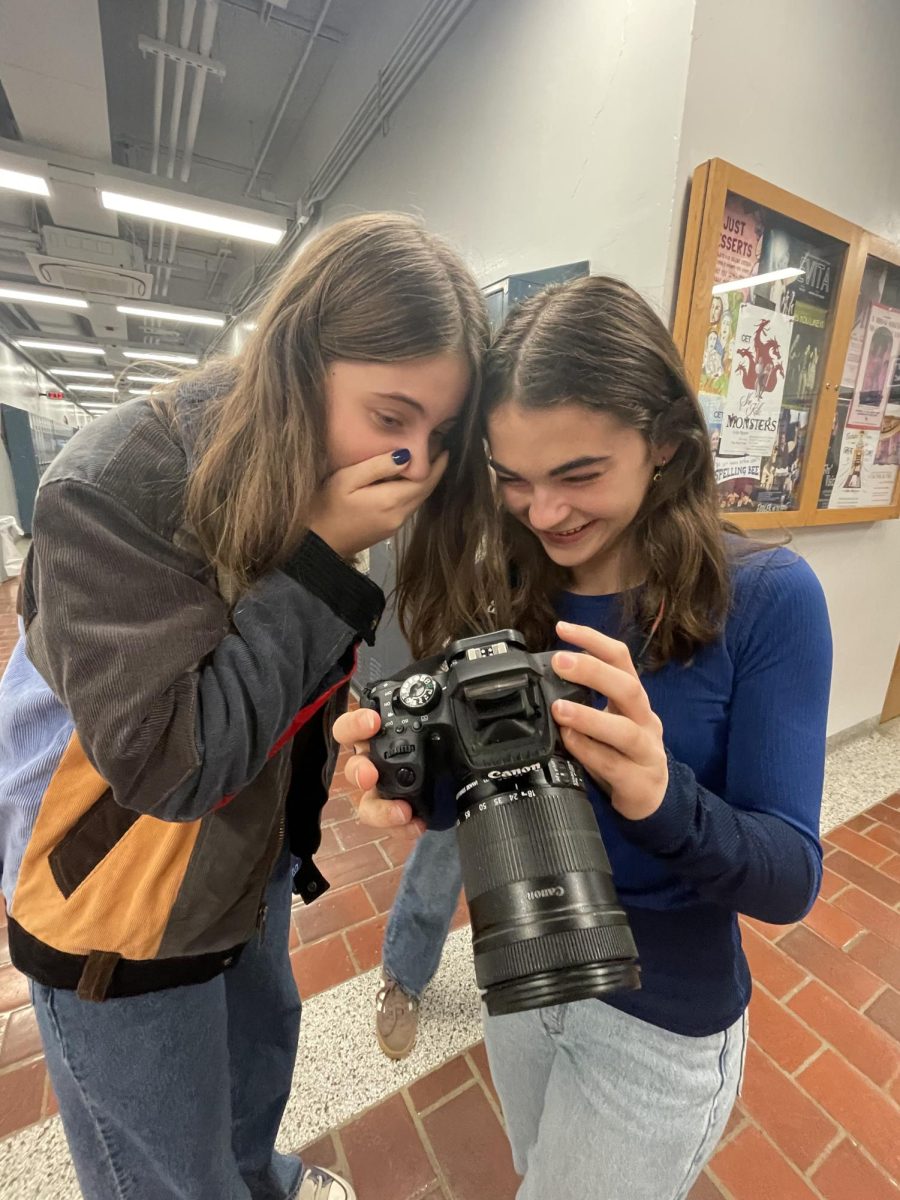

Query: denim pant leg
[484,1000,747,1200]
[225,847,303,1199]
[32,851,303,1200]
[33,974,249,1200]
[382,827,462,997]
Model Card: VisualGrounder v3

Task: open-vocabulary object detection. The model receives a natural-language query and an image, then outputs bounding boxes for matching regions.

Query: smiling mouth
[539,521,595,540]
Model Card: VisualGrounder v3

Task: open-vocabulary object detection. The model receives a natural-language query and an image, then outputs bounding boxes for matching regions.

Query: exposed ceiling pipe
[166,0,198,180]
[243,0,336,198]
[147,0,169,264]
[162,0,219,296]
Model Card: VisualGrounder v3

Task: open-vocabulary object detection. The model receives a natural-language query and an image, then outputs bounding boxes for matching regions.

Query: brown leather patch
[49,790,139,899]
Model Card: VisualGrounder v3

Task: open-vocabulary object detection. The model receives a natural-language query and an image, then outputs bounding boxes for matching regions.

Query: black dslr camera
[361,630,640,1016]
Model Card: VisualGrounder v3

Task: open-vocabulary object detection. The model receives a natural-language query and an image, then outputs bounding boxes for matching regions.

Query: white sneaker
[296,1164,356,1200]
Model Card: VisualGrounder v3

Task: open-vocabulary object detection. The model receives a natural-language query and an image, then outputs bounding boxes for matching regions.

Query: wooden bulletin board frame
[673,158,900,530]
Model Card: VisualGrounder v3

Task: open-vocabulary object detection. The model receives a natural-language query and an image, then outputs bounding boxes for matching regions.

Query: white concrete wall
[672,0,900,733]
[276,0,899,733]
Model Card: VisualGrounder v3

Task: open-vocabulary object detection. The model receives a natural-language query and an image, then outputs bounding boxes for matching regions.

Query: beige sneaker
[296,1165,356,1199]
[375,975,419,1060]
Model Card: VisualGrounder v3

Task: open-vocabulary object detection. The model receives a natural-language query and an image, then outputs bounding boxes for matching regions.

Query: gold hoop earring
[653,458,668,483]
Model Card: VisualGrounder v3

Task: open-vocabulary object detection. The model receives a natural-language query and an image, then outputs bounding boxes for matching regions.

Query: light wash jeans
[32,848,303,1200]
[484,1000,747,1200]
[382,826,462,997]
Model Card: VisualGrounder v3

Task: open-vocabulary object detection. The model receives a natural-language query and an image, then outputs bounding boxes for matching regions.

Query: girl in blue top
[335,275,832,1199]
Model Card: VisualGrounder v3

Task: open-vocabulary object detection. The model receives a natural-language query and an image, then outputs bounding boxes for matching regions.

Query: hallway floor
[1,576,899,1199]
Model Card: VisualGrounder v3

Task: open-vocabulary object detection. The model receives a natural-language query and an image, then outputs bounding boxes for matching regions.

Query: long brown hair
[173,213,492,607]
[423,275,738,666]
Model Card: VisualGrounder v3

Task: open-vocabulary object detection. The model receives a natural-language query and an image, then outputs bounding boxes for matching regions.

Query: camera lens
[456,762,640,1015]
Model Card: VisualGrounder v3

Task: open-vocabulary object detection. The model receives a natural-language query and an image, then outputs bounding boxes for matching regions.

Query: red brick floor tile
[345,913,390,973]
[324,843,392,892]
[450,893,470,932]
[334,819,393,852]
[468,1041,500,1109]
[0,1060,47,1139]
[824,826,894,867]
[290,935,356,999]
[294,884,375,944]
[321,793,357,826]
[740,1042,837,1170]
[0,965,30,1014]
[422,1081,520,1200]
[777,926,882,1009]
[788,979,900,1087]
[881,854,900,883]
[863,987,900,1042]
[409,1054,473,1113]
[316,826,341,860]
[341,1093,437,1200]
[0,1006,42,1066]
[818,868,851,901]
[864,820,900,857]
[832,886,900,950]
[847,931,900,991]
[710,1125,818,1200]
[824,849,900,907]
[747,984,822,1073]
[798,1049,900,1180]
[298,1131,339,1171]
[379,828,421,867]
[800,897,864,950]
[42,1076,58,1119]
[740,925,808,999]
[812,1135,900,1200]
[687,1173,728,1200]
[883,792,900,810]
[364,866,405,915]
[843,813,878,834]
[741,915,788,942]
[869,802,900,831]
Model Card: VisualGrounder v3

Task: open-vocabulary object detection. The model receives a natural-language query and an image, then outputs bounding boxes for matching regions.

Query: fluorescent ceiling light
[242,321,258,331]
[117,304,225,328]
[712,267,804,296]
[129,388,153,396]
[101,191,284,245]
[55,369,116,379]
[126,374,176,384]
[70,384,119,393]
[0,167,50,196]
[0,285,87,309]
[16,339,105,356]
[83,403,114,410]
[122,350,199,365]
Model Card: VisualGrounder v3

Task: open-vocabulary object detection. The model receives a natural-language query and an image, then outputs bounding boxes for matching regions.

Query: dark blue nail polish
[392,448,411,465]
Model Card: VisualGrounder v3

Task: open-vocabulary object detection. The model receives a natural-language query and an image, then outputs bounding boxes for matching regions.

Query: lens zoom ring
[475,922,637,989]
[458,791,606,899]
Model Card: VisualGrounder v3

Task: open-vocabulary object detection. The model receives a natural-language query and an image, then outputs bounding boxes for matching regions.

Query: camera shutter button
[396,767,416,787]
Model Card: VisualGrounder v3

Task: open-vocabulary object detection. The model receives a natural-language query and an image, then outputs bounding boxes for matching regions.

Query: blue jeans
[32,849,303,1200]
[382,827,461,997]
[484,1000,747,1199]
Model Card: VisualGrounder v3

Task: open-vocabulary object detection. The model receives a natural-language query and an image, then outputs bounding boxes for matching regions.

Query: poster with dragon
[719,304,794,457]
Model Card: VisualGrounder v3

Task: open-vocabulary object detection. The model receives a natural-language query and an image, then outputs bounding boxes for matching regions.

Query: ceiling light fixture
[0,167,50,196]
[0,285,87,309]
[69,384,119,393]
[117,304,224,327]
[121,350,199,365]
[16,339,105,356]
[101,191,284,245]
[55,369,116,380]
[126,374,176,384]
[129,389,153,396]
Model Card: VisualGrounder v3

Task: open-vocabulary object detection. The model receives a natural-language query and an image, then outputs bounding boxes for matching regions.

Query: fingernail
[555,652,574,669]
[554,699,571,717]
[557,620,574,632]
[392,448,411,465]
[390,804,408,824]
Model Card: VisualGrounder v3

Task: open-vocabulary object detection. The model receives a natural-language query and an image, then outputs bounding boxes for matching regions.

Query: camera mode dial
[397,674,441,714]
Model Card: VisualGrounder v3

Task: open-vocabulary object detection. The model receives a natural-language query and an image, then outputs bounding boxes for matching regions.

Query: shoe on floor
[375,974,419,1060]
[296,1164,356,1199]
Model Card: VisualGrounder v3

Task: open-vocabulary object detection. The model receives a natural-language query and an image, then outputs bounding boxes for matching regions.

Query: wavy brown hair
[169,213,492,614]
[421,275,742,666]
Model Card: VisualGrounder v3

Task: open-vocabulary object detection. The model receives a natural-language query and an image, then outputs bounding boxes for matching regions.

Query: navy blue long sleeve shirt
[555,544,832,1036]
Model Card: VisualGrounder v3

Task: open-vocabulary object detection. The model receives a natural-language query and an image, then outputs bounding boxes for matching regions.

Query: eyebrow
[373,391,425,416]
[489,455,610,479]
